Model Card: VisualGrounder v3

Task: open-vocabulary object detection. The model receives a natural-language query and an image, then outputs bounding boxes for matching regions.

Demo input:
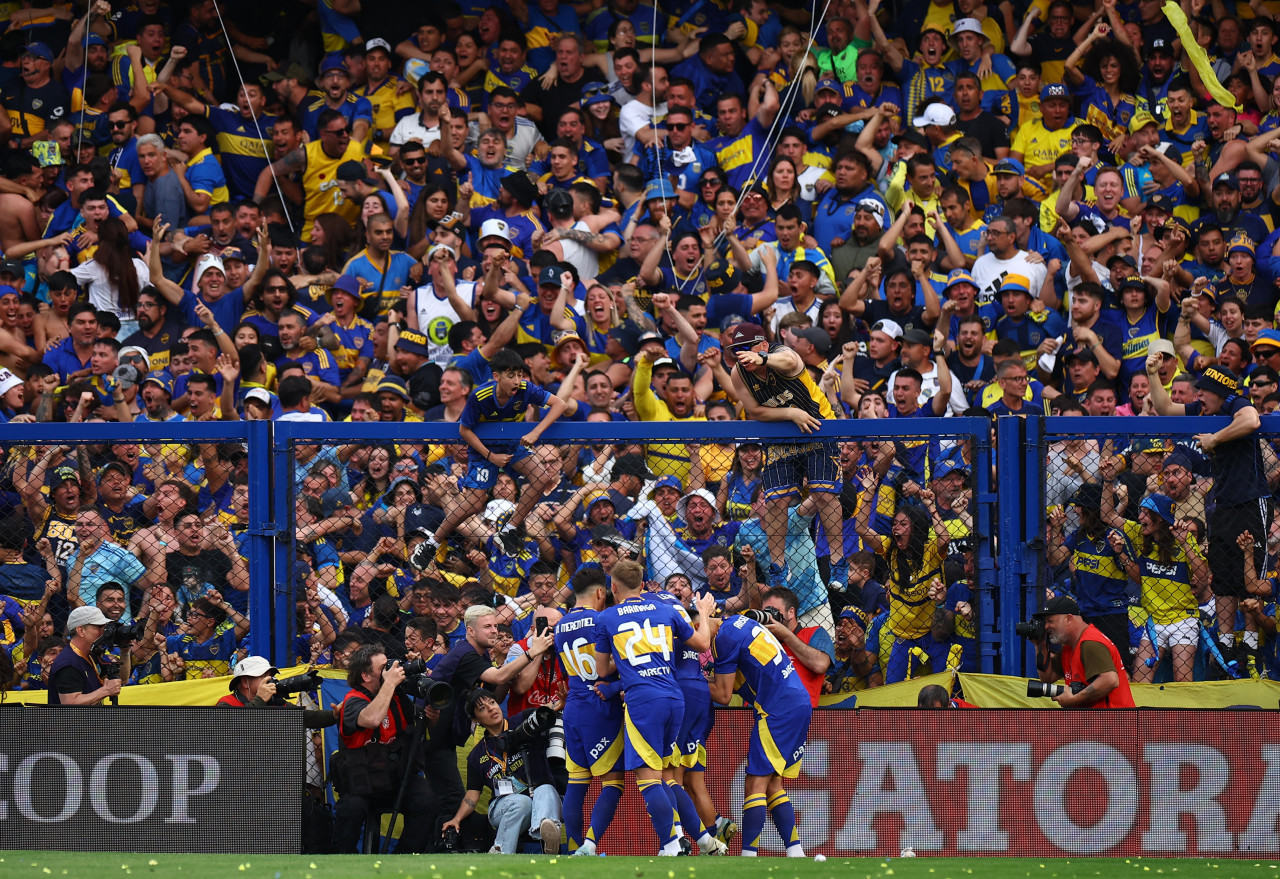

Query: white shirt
[414,280,480,366]
[70,257,150,321]
[970,250,1047,305]
[389,114,441,149]
[619,99,666,158]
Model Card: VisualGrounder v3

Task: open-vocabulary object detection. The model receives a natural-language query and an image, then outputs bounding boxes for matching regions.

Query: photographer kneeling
[331,645,439,853]
[1033,595,1135,708]
[442,692,563,855]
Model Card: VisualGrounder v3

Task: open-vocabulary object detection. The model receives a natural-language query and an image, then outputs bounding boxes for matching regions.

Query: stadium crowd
[0,0,1279,724]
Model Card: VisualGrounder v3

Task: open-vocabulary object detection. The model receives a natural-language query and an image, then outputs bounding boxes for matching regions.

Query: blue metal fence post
[995,416,1027,675]
[245,420,274,659]
[271,423,296,668]
[1021,415,1045,677]
[970,415,998,673]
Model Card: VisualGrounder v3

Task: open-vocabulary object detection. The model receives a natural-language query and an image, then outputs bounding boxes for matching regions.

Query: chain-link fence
[1034,415,1280,684]
[273,419,996,693]
[0,422,268,690]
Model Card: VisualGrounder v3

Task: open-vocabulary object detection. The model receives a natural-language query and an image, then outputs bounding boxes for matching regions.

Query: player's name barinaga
[617,602,660,615]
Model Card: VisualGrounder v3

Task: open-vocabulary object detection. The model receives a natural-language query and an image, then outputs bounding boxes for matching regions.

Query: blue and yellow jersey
[1064,526,1132,618]
[1118,303,1171,382]
[776,245,836,289]
[994,310,1068,371]
[205,106,276,200]
[556,605,610,698]
[1068,76,1137,146]
[356,77,414,147]
[863,530,945,640]
[466,155,521,209]
[330,314,374,378]
[709,118,773,190]
[185,147,230,205]
[460,378,553,452]
[300,92,373,141]
[956,165,1000,221]
[317,0,361,52]
[593,594,693,697]
[165,623,238,679]
[111,52,158,105]
[711,614,809,713]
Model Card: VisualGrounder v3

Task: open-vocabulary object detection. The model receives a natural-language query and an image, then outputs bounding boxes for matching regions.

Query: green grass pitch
[1,853,1268,879]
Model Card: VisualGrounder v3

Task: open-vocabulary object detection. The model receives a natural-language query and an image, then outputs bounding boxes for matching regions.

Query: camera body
[502,705,558,754]
[393,659,455,709]
[1026,680,1085,698]
[95,619,143,649]
[1015,618,1045,641]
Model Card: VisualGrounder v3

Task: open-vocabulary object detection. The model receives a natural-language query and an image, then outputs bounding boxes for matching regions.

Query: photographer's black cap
[1035,595,1080,618]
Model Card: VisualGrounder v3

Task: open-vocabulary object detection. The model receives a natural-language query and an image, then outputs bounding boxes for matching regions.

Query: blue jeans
[487,783,561,853]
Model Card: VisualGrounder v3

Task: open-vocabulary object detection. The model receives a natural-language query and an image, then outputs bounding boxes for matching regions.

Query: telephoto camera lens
[1026,680,1065,698]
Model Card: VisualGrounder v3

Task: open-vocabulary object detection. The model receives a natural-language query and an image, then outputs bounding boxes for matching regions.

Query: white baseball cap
[0,367,22,396]
[478,218,512,248]
[872,319,904,340]
[67,605,111,631]
[913,102,957,128]
[482,498,516,522]
[230,656,278,690]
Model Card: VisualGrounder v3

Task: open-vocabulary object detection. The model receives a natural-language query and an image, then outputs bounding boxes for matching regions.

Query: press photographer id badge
[496,779,514,796]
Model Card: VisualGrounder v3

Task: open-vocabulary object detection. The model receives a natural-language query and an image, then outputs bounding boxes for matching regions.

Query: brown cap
[724,322,766,349]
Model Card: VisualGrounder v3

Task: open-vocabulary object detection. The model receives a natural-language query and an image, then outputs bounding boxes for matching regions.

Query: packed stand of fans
[0,0,1278,705]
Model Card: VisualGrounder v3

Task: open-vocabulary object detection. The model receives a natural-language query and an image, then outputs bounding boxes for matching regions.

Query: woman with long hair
[717,441,763,521]
[1062,21,1141,148]
[406,183,456,258]
[766,155,810,225]
[353,444,397,511]
[688,167,727,230]
[818,299,859,350]
[579,282,621,361]
[310,212,355,271]
[854,467,951,683]
[582,89,623,163]
[1103,493,1208,683]
[69,217,148,337]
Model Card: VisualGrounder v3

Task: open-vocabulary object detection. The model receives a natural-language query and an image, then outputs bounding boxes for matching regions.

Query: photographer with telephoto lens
[442,691,564,855]
[1030,595,1135,708]
[330,645,441,854]
[217,656,340,853]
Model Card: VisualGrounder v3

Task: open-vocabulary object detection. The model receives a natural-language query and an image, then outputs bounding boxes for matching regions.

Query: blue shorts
[746,704,811,779]
[885,634,931,684]
[677,678,712,770]
[563,692,624,777]
[460,446,532,491]
[761,442,841,501]
[622,692,683,771]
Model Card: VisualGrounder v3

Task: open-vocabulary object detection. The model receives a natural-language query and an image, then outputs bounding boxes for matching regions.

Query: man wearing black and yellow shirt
[3,43,70,148]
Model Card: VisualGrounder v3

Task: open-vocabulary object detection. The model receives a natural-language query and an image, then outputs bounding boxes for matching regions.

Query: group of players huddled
[557,558,811,858]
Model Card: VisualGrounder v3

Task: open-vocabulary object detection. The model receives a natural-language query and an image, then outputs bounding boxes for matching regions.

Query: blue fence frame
[273,418,998,671]
[35,412,1258,677]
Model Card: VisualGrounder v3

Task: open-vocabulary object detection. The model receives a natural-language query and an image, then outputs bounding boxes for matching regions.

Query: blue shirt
[594,594,694,698]
[460,379,554,455]
[712,614,810,714]
[66,542,146,616]
[42,337,91,382]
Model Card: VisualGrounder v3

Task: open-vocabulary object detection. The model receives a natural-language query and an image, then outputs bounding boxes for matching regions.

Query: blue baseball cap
[815,76,842,94]
[85,34,107,48]
[993,158,1025,176]
[23,43,53,63]
[1139,493,1176,525]
[140,370,174,396]
[943,269,976,293]
[318,53,349,76]
[648,475,684,498]
[1040,83,1070,102]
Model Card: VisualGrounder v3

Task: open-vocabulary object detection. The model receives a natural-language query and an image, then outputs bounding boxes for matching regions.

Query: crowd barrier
[5,414,1275,678]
